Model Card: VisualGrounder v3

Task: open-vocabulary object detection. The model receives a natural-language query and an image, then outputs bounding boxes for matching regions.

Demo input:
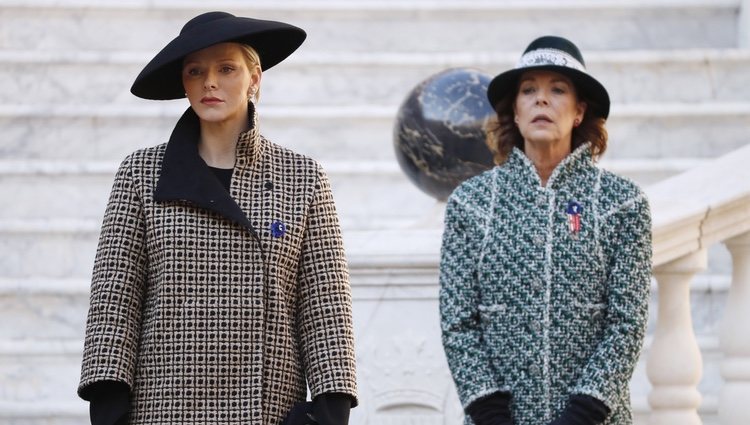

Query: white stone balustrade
[718,232,750,425]
[740,0,750,48]
[647,250,706,425]
[645,143,750,425]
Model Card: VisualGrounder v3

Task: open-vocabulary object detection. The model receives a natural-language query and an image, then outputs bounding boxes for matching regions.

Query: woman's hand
[548,394,609,425]
[466,392,513,425]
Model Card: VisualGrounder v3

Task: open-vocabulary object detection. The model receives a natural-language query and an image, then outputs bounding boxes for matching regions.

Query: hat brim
[486,65,610,120]
[131,16,306,100]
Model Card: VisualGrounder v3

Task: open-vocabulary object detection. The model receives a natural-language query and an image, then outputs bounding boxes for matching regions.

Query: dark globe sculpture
[393,68,496,201]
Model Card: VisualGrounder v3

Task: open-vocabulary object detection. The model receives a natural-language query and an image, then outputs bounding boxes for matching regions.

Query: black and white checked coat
[78,107,358,424]
[440,145,652,425]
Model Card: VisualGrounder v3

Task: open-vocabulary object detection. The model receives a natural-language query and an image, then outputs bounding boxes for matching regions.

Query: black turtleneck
[207,166,233,191]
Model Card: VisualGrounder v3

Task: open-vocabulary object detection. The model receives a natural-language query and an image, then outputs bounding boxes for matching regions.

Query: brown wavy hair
[484,81,608,165]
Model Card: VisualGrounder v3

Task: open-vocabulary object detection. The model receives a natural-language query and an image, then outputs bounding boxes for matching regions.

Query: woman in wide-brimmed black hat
[78,11,357,425]
[440,36,652,425]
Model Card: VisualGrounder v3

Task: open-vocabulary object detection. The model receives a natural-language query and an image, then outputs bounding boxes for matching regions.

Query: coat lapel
[153,107,260,239]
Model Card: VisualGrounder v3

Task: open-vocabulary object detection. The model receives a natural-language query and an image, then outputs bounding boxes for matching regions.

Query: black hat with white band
[486,36,610,119]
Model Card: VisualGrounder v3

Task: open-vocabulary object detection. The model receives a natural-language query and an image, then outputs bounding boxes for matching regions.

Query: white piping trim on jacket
[593,169,605,268]
[477,167,500,270]
[452,192,491,222]
[601,192,646,221]
[542,187,556,421]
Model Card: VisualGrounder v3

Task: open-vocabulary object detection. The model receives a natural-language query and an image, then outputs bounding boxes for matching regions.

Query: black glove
[465,391,513,425]
[282,401,316,425]
[282,393,353,425]
[86,381,130,425]
[548,394,610,425]
[312,393,353,425]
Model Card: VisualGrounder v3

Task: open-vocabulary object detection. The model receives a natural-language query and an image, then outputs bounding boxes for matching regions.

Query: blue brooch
[270,220,286,238]
[566,200,583,234]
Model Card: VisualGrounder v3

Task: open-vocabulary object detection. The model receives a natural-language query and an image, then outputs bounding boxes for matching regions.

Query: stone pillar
[647,249,706,425]
[718,232,750,425]
[741,0,750,48]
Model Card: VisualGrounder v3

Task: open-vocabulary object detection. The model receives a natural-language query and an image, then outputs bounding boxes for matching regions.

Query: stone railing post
[718,232,750,424]
[741,0,750,48]
[647,249,707,425]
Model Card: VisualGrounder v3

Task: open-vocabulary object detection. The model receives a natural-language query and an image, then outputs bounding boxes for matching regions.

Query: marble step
[0,160,436,225]
[0,338,723,425]
[0,214,734,279]
[0,156,707,224]
[0,215,450,279]
[1,49,749,106]
[0,271,730,424]
[0,340,85,409]
[0,272,731,343]
[0,392,720,425]
[1,103,749,162]
[0,0,738,53]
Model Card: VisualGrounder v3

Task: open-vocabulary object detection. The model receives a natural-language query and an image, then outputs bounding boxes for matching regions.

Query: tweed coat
[78,106,358,424]
[440,145,652,425]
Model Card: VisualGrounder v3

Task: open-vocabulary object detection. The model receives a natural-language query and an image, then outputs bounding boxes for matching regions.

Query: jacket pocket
[573,302,607,318]
[478,303,507,314]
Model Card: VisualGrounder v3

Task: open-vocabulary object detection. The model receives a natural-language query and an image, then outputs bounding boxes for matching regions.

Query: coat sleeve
[296,165,358,406]
[571,193,652,409]
[78,154,148,400]
[439,188,503,409]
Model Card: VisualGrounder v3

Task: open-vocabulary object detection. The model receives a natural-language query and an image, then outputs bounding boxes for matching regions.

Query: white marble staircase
[1,0,749,424]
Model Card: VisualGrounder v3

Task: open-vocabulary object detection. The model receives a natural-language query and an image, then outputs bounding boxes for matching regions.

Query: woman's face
[182,42,260,126]
[514,70,586,148]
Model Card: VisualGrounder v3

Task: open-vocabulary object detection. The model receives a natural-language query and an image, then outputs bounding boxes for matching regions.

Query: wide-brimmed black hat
[487,35,610,119]
[131,11,306,100]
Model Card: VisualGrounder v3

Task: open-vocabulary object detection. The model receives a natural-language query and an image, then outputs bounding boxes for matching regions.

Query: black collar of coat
[153,105,261,239]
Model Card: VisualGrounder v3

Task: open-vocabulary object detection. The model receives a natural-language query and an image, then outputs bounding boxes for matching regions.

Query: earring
[574,118,580,127]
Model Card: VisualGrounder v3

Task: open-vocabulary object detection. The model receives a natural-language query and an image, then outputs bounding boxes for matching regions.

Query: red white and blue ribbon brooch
[565,200,583,235]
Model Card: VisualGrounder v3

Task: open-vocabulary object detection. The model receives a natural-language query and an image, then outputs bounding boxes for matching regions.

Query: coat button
[532,278,543,291]
[529,364,541,375]
[536,196,547,207]
[533,235,545,245]
[530,321,541,334]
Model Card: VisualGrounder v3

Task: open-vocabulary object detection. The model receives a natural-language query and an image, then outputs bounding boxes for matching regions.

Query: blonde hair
[239,44,262,103]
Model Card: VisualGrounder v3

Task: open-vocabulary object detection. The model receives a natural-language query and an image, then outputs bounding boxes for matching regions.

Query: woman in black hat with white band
[440,36,652,425]
[77,11,357,425]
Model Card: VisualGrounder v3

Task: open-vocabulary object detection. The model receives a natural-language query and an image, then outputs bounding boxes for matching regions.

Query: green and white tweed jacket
[439,144,652,425]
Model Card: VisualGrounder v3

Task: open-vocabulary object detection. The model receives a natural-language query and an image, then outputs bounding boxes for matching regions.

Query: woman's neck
[198,118,249,169]
[524,138,572,187]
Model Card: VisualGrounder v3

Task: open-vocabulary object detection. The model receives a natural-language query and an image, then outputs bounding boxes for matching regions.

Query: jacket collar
[153,104,263,237]
[506,142,594,189]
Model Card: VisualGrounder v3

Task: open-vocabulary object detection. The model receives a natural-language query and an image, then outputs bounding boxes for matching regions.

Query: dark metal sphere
[393,68,496,201]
